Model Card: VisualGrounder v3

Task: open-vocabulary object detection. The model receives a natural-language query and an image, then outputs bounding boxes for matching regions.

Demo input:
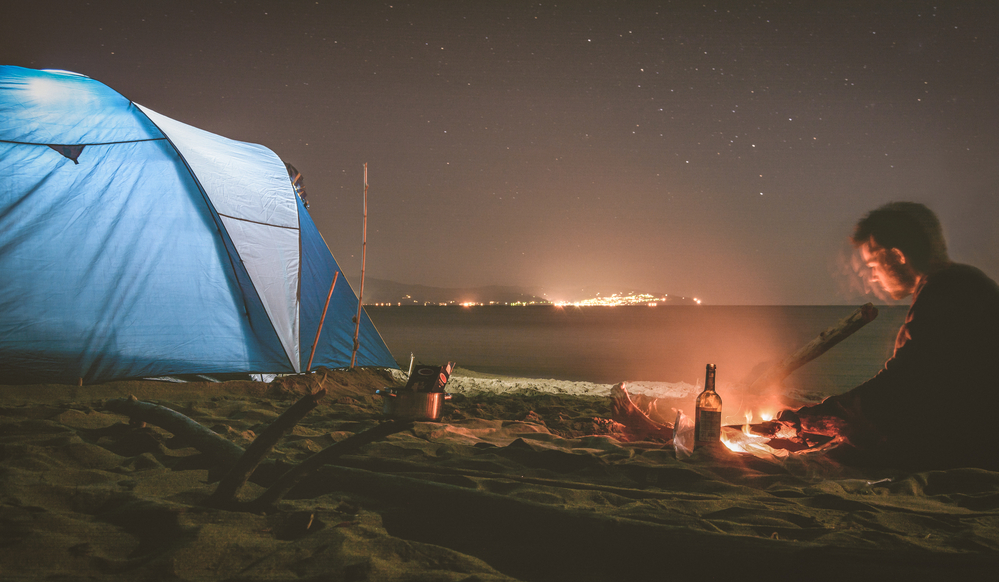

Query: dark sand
[2,368,998,581]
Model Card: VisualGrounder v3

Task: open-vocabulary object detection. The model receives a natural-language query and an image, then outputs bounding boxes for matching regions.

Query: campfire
[721,411,784,457]
[612,304,876,459]
[721,410,843,459]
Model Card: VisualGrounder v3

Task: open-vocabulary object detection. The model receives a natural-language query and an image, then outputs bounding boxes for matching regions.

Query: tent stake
[306,271,339,372]
[350,163,368,368]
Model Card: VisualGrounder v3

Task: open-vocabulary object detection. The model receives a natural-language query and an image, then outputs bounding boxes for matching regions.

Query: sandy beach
[2,367,998,581]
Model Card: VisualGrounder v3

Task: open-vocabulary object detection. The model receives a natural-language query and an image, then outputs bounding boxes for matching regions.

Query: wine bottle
[694,364,722,445]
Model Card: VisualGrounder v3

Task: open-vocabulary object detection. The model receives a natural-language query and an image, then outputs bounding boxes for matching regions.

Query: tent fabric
[138,105,304,372]
[296,192,393,370]
[0,66,398,383]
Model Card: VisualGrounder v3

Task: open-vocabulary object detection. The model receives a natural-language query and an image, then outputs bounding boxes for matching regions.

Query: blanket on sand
[2,368,998,581]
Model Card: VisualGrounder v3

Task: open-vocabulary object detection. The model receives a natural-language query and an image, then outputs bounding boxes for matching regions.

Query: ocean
[365,304,909,400]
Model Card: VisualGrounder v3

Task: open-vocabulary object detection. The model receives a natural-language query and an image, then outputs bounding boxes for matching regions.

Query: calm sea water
[366,305,909,400]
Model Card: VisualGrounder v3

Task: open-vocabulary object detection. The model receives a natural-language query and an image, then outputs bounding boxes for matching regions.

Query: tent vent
[48,144,85,164]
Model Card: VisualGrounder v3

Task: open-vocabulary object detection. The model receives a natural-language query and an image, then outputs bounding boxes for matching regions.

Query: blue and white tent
[0,66,398,384]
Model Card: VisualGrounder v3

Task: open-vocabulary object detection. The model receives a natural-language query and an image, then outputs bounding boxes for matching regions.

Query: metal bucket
[375,389,451,421]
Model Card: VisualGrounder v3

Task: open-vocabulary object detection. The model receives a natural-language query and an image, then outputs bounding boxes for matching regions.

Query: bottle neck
[703,364,716,392]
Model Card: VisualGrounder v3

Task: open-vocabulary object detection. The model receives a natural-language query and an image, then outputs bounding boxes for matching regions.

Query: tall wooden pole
[350,163,368,368]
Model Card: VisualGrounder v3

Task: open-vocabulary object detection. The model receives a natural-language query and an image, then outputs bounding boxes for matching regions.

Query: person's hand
[776,409,802,431]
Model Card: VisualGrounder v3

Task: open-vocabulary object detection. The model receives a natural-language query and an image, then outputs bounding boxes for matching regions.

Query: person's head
[851,202,949,299]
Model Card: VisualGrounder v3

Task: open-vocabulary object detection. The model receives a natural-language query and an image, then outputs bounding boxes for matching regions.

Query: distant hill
[362,278,699,306]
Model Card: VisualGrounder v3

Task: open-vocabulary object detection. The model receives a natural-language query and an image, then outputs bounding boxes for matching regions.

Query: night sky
[4,1,997,305]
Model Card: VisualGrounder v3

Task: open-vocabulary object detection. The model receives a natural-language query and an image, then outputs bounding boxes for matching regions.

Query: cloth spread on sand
[3,373,999,580]
[794,263,999,471]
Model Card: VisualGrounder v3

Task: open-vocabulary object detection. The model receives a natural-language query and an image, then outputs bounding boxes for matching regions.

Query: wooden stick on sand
[104,391,412,512]
[104,396,245,469]
[247,419,414,511]
[208,385,328,506]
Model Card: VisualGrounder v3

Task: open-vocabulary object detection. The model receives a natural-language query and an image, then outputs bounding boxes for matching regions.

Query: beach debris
[610,383,674,441]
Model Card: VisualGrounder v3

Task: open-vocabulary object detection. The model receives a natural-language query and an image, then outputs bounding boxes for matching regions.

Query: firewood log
[104,396,245,469]
[748,303,878,393]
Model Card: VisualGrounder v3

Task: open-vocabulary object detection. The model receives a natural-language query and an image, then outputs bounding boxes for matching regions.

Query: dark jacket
[797,263,999,470]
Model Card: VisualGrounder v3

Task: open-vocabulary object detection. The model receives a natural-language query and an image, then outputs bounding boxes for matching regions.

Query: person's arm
[781,302,935,442]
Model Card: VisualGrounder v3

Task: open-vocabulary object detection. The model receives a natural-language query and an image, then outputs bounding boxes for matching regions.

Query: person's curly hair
[852,202,949,273]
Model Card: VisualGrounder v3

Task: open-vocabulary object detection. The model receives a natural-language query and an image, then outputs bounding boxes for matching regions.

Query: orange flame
[721,426,789,458]
[721,408,844,459]
[720,410,788,457]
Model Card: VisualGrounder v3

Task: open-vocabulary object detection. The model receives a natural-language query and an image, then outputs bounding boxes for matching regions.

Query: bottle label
[695,410,722,442]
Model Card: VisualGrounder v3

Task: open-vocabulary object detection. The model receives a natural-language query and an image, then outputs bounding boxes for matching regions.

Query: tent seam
[0,138,166,146]
[216,212,301,231]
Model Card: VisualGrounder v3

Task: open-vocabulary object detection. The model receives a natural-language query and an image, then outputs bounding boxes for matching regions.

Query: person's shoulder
[921,263,999,305]
[932,263,998,287]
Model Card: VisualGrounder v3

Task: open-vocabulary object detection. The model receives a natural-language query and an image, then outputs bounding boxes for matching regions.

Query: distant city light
[553,292,685,307]
[369,292,702,307]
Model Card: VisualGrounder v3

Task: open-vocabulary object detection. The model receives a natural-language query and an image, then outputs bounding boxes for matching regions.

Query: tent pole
[307,271,339,372]
[350,163,368,368]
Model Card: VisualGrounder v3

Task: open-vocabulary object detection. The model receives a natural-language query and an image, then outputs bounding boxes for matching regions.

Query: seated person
[778,202,999,470]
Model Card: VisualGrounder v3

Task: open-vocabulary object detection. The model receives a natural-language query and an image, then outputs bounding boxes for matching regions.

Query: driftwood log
[748,302,878,393]
[103,391,413,512]
[104,396,245,469]
[246,419,413,511]
[208,388,328,506]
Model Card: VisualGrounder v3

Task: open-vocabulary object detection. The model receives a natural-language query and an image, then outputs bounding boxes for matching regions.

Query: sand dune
[2,368,998,580]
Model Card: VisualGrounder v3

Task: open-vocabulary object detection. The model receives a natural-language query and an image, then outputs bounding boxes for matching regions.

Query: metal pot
[375,389,452,421]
